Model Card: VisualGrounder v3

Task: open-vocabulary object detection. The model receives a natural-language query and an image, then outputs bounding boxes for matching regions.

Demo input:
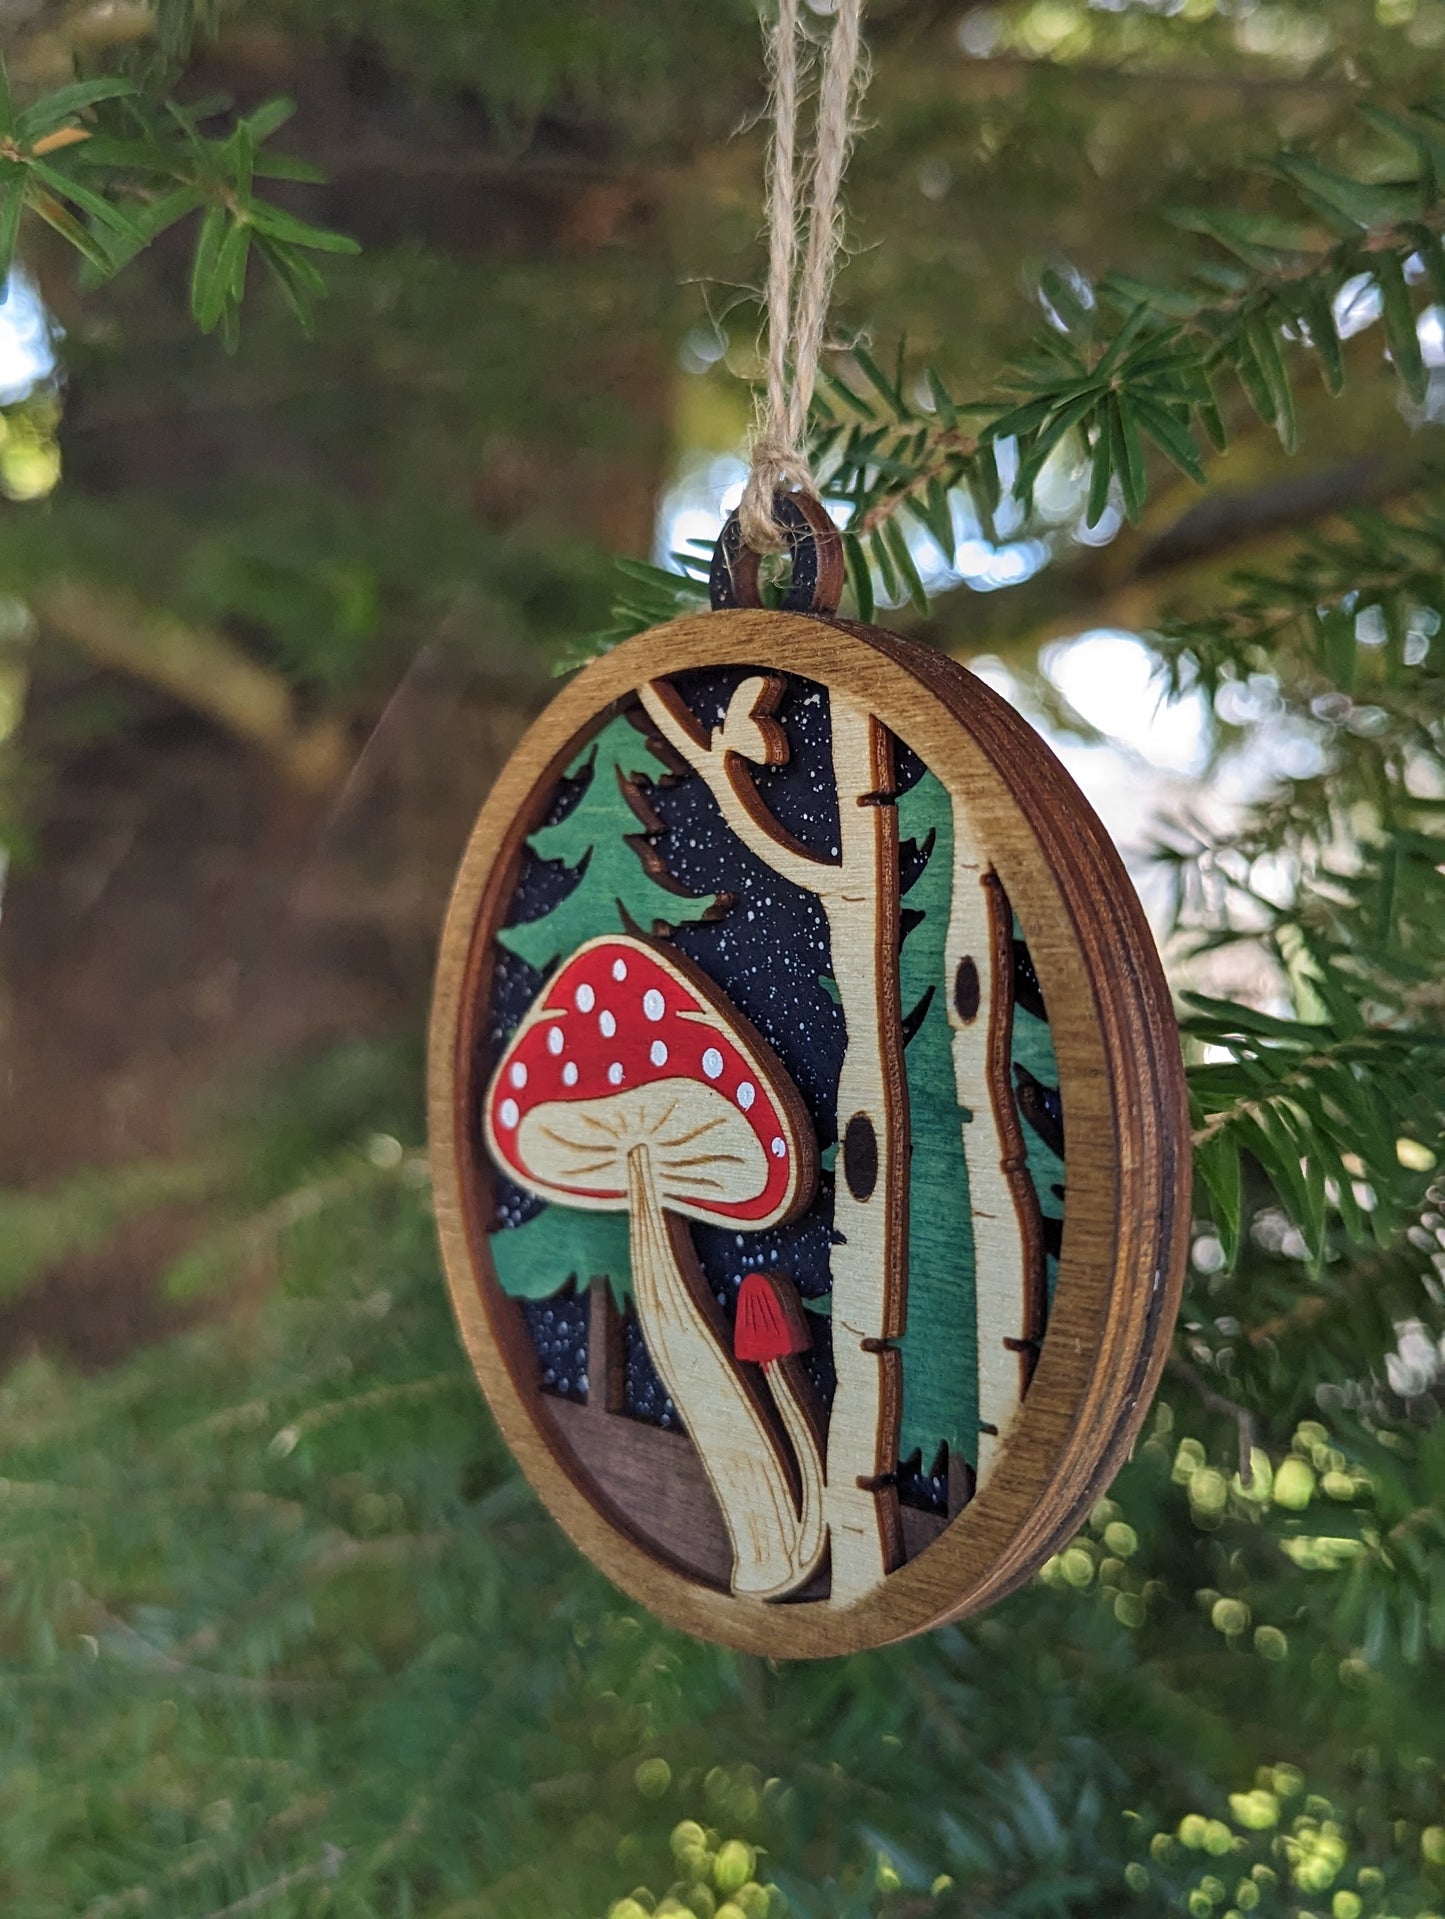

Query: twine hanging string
[739,0,869,555]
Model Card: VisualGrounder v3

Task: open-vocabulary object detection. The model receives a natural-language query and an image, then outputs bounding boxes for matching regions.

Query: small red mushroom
[735,1270,812,1366]
[484,934,826,1600]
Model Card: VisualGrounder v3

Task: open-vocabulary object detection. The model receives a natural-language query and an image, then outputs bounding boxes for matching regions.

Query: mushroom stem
[625,1146,824,1600]
[759,1360,826,1587]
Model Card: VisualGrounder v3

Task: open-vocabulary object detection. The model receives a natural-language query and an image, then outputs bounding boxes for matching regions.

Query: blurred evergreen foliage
[2,2,1445,1917]
[4,1108,1445,1919]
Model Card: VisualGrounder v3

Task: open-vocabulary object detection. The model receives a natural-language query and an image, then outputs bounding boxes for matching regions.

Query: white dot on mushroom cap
[771,1137,787,1158]
[562,1062,579,1087]
[736,1081,755,1110]
[612,957,627,981]
[649,1039,668,1067]
[643,988,665,1022]
[509,1062,527,1090]
[575,983,595,1013]
[607,1062,624,1086]
[499,1098,520,1129]
[702,1047,724,1080]
[546,1027,564,1055]
[599,1009,616,1038]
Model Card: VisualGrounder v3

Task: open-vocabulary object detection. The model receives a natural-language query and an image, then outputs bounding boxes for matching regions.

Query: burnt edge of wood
[843,1111,879,1202]
[860,706,910,1580]
[983,869,1048,1396]
[427,612,1192,1658]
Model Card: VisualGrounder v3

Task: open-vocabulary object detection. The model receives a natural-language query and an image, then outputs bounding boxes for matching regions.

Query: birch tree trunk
[637,678,910,1604]
[817,706,909,1602]
[945,802,1047,1487]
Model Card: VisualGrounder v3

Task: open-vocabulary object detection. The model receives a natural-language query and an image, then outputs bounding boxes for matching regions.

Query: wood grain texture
[852,619,1193,1621]
[428,610,1191,1657]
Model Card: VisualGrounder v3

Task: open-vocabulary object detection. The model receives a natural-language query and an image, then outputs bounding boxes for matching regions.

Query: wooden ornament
[429,507,1190,1656]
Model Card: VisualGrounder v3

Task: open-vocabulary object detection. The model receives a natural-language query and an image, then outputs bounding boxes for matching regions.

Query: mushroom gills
[625,1148,826,1600]
[516,1081,769,1214]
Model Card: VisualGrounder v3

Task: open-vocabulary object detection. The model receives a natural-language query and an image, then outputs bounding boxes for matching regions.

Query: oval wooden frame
[428,612,1191,1657]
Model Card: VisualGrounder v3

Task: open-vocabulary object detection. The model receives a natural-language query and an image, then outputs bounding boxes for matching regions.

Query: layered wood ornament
[429,496,1191,1656]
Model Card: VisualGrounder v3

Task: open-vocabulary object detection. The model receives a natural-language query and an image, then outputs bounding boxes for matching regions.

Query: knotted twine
[738,0,869,555]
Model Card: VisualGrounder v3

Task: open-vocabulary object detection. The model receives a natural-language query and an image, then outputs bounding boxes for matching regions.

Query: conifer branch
[587,99,1445,652]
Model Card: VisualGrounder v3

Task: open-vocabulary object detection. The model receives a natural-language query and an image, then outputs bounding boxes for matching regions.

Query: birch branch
[639,677,840,895]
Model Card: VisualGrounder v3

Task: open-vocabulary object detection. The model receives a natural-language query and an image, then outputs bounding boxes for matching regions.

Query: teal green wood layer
[895,771,980,1471]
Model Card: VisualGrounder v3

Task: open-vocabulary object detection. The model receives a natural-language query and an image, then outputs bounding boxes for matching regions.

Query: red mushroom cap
[734,1272,813,1366]
[484,935,815,1230]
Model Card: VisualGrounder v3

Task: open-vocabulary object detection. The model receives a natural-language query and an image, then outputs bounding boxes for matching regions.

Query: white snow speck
[650,1040,668,1067]
[575,983,595,1013]
[562,1062,579,1087]
[702,1047,724,1080]
[599,1009,617,1038]
[547,1026,564,1056]
[607,1062,624,1086]
[611,958,628,981]
[509,1062,527,1089]
[771,1137,787,1158]
[737,1081,756,1110]
[643,989,665,1022]
[499,1098,519,1129]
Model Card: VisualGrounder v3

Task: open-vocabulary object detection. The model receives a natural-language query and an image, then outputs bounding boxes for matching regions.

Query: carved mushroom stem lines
[625,1147,825,1600]
[639,677,909,1606]
[945,807,1047,1489]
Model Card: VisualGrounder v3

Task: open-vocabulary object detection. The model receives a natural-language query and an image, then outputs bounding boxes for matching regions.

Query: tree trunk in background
[0,28,675,1368]
[0,667,528,1366]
